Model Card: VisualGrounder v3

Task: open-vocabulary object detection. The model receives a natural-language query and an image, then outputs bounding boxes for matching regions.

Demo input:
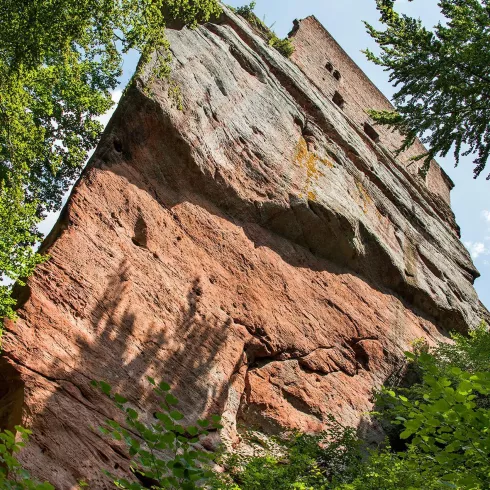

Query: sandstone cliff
[1,8,488,488]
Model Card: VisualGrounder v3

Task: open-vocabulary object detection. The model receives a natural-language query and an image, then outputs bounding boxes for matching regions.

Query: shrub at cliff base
[1,324,489,489]
[212,323,490,490]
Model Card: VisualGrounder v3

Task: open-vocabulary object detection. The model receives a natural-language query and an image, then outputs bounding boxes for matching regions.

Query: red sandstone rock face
[1,8,488,489]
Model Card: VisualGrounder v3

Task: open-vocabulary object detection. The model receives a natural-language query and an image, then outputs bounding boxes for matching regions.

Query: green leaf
[399,430,413,440]
[114,394,128,404]
[126,408,138,420]
[187,426,198,436]
[159,382,171,391]
[165,394,179,406]
[99,381,112,395]
[457,380,473,394]
[169,410,184,421]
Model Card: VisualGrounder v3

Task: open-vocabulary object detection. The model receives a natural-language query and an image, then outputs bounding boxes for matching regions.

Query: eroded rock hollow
[2,8,488,488]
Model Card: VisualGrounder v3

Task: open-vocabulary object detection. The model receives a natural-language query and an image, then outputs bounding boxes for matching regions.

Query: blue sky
[40,0,489,309]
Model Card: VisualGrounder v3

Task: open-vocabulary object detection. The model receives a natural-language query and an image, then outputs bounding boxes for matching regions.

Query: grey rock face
[141,7,486,331]
[1,7,487,488]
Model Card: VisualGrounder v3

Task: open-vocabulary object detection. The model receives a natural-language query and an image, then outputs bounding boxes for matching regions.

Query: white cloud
[482,210,490,223]
[465,241,487,259]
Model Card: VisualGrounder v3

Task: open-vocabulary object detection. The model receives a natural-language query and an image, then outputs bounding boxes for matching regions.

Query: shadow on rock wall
[1,259,235,488]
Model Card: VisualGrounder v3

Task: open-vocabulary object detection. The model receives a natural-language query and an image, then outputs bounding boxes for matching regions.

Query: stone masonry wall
[290,16,454,206]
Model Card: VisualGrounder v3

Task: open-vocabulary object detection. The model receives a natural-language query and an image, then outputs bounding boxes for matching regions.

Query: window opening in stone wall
[333,91,345,109]
[364,122,380,143]
[325,61,333,72]
[333,70,341,81]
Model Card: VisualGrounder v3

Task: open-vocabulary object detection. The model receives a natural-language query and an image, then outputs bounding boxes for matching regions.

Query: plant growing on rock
[232,2,294,58]
[93,378,223,489]
[0,426,54,489]
[234,2,256,17]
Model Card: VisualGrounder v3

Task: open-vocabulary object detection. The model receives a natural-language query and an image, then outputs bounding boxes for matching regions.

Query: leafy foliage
[234,2,256,17]
[0,426,54,489]
[335,448,448,490]
[93,378,223,489]
[0,0,221,321]
[232,2,294,58]
[364,0,490,179]
[210,424,447,489]
[378,352,490,488]
[371,323,490,488]
[268,35,295,59]
[211,419,364,489]
[434,320,490,375]
[0,185,44,321]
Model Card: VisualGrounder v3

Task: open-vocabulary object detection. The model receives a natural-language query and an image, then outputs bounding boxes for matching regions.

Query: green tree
[434,320,490,374]
[364,0,490,179]
[380,352,490,488]
[0,0,221,321]
[0,186,43,322]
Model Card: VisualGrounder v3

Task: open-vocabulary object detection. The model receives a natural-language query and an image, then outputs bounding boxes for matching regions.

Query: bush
[234,2,256,18]
[211,418,363,489]
[335,448,448,490]
[377,351,490,488]
[434,321,490,374]
[268,36,295,59]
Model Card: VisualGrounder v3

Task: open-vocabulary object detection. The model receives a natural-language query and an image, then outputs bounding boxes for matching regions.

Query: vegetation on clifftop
[230,2,295,58]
